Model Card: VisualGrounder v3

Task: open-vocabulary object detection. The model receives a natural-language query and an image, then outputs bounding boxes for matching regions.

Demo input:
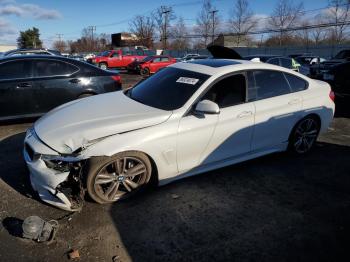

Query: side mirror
[195,100,220,114]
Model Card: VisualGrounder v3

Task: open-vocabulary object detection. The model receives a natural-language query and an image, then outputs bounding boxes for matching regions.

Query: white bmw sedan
[23,59,335,211]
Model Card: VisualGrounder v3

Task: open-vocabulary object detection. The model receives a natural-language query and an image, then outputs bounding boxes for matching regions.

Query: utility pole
[161,7,171,50]
[56,34,63,42]
[87,26,96,51]
[210,10,218,44]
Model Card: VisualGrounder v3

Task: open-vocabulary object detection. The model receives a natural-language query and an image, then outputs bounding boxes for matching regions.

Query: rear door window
[161,57,170,62]
[284,73,308,92]
[202,74,246,108]
[33,60,79,77]
[0,60,31,80]
[248,70,291,101]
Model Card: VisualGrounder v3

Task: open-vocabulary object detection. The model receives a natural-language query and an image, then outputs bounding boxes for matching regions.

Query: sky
[0,0,331,47]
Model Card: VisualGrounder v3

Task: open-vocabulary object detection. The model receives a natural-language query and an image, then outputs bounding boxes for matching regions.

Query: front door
[177,73,255,172]
[0,60,36,119]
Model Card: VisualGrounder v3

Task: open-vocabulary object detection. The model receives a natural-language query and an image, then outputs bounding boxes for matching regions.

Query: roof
[0,55,86,65]
[170,58,310,81]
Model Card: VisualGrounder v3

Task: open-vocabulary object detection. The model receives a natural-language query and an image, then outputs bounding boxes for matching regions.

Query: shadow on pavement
[109,142,350,262]
[0,132,37,199]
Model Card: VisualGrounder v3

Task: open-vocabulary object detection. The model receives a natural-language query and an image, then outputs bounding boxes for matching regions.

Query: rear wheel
[289,116,320,154]
[141,67,150,77]
[86,151,152,204]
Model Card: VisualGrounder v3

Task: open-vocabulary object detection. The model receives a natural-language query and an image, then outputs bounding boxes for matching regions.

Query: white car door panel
[252,93,302,151]
[176,114,218,172]
[200,102,255,165]
[248,70,303,151]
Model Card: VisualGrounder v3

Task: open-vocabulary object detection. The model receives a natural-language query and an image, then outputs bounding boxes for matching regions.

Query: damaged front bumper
[23,128,85,211]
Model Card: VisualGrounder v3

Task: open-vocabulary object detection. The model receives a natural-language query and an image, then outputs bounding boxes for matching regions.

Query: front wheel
[289,116,320,154]
[86,151,152,204]
[99,63,108,70]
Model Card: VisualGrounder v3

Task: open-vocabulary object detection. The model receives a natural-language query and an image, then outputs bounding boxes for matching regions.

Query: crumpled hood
[34,91,172,154]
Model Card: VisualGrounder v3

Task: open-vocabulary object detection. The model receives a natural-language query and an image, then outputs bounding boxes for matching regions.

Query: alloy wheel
[93,156,148,202]
[293,118,319,154]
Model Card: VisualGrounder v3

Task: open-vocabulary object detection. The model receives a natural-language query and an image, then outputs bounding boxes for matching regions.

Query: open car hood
[207,45,242,59]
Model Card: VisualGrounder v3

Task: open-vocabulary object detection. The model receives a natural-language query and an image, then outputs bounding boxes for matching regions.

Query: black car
[0,55,122,120]
[322,62,350,100]
[310,49,350,79]
[3,48,62,57]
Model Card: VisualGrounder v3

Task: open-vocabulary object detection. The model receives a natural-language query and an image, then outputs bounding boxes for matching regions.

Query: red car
[92,50,146,70]
[139,55,177,76]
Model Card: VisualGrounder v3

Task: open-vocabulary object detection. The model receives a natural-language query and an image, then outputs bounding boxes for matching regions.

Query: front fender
[81,119,179,181]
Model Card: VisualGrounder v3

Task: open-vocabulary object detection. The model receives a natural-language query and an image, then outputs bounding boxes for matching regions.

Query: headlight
[41,155,80,172]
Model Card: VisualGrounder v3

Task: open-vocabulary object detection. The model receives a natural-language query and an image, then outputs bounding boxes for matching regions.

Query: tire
[99,63,108,70]
[86,151,152,204]
[141,67,150,77]
[288,116,320,154]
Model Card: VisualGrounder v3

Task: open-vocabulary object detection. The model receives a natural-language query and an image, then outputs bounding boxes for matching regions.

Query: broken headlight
[41,155,80,172]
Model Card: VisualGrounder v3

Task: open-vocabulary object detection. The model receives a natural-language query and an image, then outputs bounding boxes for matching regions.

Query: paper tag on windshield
[176,77,199,85]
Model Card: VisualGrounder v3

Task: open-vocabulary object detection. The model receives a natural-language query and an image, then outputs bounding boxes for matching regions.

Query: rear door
[0,60,36,119]
[31,59,81,113]
[248,70,302,151]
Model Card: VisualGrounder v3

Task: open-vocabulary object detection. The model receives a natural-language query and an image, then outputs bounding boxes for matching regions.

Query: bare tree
[296,20,312,46]
[324,0,350,44]
[129,15,155,48]
[53,40,67,52]
[311,14,328,44]
[170,17,190,50]
[195,0,220,47]
[152,6,176,49]
[228,0,257,46]
[269,0,304,46]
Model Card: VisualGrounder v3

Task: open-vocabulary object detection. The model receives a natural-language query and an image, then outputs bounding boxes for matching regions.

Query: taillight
[329,90,335,102]
[111,75,122,84]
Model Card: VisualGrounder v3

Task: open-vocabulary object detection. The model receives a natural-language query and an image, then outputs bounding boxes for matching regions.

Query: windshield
[126,67,210,110]
[142,56,154,62]
[334,50,350,59]
[100,51,111,57]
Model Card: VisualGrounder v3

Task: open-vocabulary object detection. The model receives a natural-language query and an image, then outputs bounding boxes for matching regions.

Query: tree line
[18,0,350,52]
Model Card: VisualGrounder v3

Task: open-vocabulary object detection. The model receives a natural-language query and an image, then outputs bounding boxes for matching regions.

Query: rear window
[284,73,308,92]
[33,60,79,77]
[248,70,291,101]
[127,67,210,110]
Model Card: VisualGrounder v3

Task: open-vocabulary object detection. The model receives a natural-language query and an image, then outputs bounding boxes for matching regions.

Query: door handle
[16,82,31,89]
[237,111,253,118]
[288,99,301,105]
[69,78,81,84]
